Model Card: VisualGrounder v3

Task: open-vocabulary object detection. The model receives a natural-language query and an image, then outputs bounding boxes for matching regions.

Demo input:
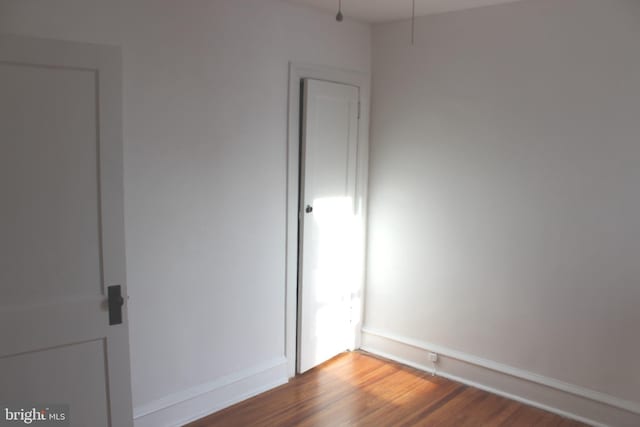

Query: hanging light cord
[336,0,343,22]
[411,0,416,45]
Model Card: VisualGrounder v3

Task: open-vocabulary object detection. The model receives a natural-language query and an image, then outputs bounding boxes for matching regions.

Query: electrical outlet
[428,352,438,363]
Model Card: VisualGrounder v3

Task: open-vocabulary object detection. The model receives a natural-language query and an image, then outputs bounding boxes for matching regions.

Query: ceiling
[287,0,526,23]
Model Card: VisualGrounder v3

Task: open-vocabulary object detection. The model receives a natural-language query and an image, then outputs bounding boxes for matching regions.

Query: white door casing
[0,35,133,426]
[297,79,360,374]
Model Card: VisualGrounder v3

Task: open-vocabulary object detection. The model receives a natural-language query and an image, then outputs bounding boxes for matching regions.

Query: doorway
[297,78,359,373]
[285,63,370,377]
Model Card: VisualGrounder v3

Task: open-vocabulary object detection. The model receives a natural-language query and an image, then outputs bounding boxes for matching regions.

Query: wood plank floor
[186,351,587,427]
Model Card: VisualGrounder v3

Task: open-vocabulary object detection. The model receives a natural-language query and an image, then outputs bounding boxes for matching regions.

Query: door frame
[285,62,370,378]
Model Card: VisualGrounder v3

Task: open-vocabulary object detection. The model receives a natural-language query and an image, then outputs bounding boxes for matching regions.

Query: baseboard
[133,357,288,427]
[361,328,640,427]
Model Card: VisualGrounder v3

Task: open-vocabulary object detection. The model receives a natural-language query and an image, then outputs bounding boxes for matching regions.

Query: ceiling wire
[411,0,416,45]
[336,0,343,22]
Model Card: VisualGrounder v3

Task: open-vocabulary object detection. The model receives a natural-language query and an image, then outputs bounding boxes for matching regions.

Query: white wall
[366,0,640,424]
[0,1,370,425]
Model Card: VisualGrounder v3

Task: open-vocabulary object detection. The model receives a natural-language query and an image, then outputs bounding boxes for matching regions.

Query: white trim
[133,357,287,427]
[361,328,640,426]
[363,327,640,414]
[360,346,607,427]
[285,62,370,378]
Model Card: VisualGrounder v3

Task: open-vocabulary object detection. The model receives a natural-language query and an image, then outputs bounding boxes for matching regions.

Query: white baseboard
[133,357,288,427]
[361,328,640,427]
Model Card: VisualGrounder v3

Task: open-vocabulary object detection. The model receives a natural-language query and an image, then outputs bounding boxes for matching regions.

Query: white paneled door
[297,79,360,373]
[0,35,133,426]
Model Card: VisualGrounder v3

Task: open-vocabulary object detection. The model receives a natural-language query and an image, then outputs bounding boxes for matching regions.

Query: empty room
[0,0,638,426]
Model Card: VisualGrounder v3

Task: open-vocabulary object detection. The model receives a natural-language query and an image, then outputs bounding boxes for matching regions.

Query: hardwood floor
[186,351,587,427]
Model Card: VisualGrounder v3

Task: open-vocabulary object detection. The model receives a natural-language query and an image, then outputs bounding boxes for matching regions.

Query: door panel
[0,63,102,307]
[0,35,132,427]
[0,340,109,427]
[298,79,359,374]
